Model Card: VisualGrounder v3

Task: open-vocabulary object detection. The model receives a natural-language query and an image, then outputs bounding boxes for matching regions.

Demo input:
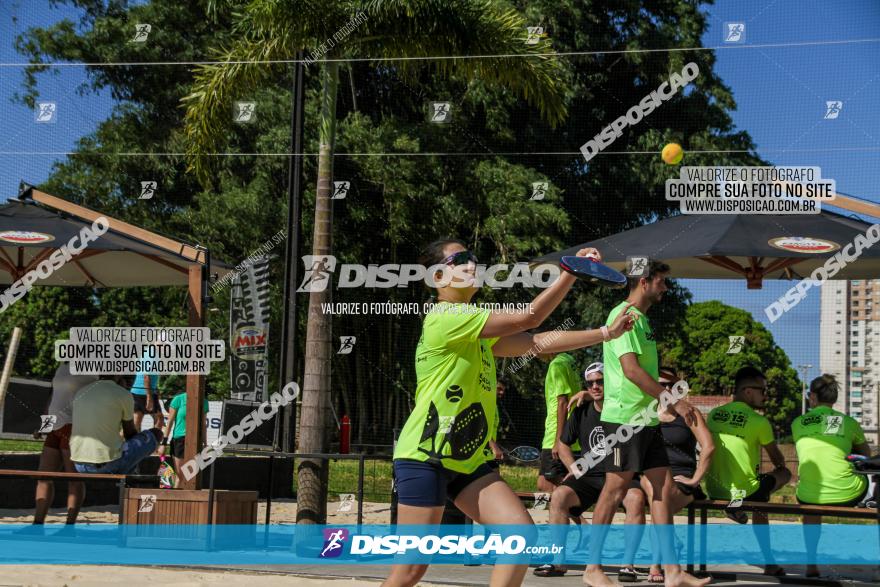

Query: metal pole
[280,52,306,453]
[799,364,813,415]
[357,454,365,527]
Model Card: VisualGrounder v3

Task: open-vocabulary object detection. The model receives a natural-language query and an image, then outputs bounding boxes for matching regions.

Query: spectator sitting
[704,365,792,577]
[793,374,873,578]
[30,364,98,526]
[71,375,163,475]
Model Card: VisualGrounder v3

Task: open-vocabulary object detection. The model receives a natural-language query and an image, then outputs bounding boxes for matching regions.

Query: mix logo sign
[320,528,349,558]
[297,255,559,292]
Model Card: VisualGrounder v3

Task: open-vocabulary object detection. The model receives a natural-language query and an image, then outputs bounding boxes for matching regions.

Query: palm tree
[183,0,567,523]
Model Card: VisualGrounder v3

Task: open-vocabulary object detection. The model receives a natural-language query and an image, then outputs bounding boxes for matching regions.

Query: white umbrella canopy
[0,192,232,288]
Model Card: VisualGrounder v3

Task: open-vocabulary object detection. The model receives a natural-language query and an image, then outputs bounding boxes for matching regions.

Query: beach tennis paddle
[503,445,541,463]
[560,255,627,288]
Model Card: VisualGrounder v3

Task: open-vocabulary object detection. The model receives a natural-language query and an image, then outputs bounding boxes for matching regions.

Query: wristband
[600,325,610,341]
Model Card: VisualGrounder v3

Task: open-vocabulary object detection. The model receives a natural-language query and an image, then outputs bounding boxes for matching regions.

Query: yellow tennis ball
[662,143,683,165]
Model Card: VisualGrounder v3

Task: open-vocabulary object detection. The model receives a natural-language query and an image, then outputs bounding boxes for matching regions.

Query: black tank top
[660,414,697,477]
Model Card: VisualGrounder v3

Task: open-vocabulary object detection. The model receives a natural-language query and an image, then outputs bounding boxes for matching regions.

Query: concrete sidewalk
[192,564,880,587]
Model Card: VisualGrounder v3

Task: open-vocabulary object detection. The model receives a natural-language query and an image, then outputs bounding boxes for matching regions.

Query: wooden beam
[698,255,748,275]
[71,259,105,287]
[20,247,54,275]
[829,193,880,219]
[133,252,189,275]
[181,264,207,490]
[28,189,206,264]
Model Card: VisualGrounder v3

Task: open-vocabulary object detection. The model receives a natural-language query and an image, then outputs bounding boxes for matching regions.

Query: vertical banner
[230,256,271,402]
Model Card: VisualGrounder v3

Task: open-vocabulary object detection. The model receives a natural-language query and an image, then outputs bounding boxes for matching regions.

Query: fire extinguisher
[340,414,351,454]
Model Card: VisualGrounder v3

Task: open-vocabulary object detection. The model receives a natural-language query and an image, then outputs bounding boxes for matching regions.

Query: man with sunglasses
[535,363,648,579]
[704,365,791,576]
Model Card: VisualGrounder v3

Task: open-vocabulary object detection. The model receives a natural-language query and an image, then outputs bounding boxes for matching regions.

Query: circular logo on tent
[768,237,839,254]
[0,230,54,244]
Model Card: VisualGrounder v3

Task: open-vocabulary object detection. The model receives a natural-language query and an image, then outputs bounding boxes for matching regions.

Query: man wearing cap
[535,362,648,578]
[538,352,581,492]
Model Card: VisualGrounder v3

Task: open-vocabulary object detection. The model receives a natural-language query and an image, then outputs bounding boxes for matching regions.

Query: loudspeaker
[219,400,279,451]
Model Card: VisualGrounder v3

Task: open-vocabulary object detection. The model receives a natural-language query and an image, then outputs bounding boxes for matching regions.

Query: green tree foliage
[4,0,777,448]
[665,301,801,435]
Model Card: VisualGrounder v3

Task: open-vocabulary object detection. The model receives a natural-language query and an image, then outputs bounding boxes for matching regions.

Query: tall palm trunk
[296,58,338,524]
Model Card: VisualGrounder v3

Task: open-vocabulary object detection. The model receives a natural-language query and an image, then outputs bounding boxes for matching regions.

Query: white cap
[584,362,604,381]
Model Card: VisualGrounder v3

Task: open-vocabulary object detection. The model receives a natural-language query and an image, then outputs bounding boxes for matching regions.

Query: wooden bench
[686,499,879,576]
[0,469,157,524]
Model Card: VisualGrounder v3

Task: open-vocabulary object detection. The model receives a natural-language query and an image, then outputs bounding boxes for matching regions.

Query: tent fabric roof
[0,197,232,288]
[533,210,880,283]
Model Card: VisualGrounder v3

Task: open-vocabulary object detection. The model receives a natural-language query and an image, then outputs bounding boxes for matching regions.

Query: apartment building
[819,279,879,445]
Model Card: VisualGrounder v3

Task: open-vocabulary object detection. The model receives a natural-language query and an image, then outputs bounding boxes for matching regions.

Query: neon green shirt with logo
[704,401,774,499]
[394,302,499,474]
[793,406,867,504]
[542,353,581,449]
[601,302,658,426]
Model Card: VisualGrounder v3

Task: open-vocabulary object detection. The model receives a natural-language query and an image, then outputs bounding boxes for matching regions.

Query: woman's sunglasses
[442,251,478,266]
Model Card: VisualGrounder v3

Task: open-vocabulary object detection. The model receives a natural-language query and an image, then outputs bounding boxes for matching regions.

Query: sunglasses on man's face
[746,386,768,394]
[442,251,478,266]
[588,378,604,387]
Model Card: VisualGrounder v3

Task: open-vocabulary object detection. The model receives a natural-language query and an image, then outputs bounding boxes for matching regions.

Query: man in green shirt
[537,352,581,492]
[584,258,706,587]
[793,374,872,578]
[705,366,791,576]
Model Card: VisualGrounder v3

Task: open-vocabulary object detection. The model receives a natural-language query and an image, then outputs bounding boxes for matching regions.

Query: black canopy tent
[0,186,232,489]
[532,209,880,289]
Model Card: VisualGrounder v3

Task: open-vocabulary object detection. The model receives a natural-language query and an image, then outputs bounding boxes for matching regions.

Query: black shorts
[539,449,568,481]
[393,459,496,507]
[744,473,778,503]
[561,474,605,515]
[169,436,186,459]
[676,481,706,500]
[797,484,868,508]
[132,393,160,415]
[602,423,669,473]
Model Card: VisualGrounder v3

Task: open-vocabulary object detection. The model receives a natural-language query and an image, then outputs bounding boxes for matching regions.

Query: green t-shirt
[704,401,774,499]
[542,353,580,449]
[169,393,210,439]
[793,406,867,504]
[394,302,498,474]
[601,302,658,426]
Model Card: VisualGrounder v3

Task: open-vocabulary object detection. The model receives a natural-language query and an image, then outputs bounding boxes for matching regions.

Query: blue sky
[1,1,879,384]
